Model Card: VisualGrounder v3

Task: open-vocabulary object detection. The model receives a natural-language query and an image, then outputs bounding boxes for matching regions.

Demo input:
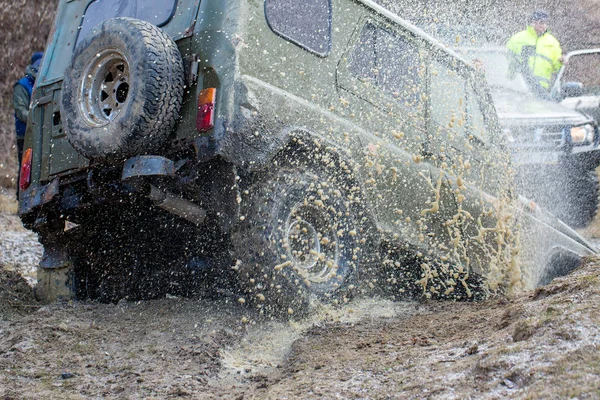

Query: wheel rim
[285,204,340,284]
[79,48,130,127]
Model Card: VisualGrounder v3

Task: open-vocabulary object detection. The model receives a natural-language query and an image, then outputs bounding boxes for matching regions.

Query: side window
[77,0,178,47]
[430,60,468,138]
[265,0,332,56]
[348,23,377,83]
[466,84,490,143]
[348,22,423,110]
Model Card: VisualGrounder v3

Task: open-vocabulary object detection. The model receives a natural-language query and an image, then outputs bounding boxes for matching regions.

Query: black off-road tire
[555,169,599,228]
[537,251,582,287]
[232,155,376,316]
[574,170,598,227]
[379,242,487,302]
[61,17,184,160]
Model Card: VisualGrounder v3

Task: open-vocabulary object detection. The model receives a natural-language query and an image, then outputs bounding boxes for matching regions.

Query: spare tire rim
[79,48,130,127]
[285,204,340,284]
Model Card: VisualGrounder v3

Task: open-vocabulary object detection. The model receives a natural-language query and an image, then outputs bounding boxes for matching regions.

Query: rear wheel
[34,219,76,304]
[232,155,375,316]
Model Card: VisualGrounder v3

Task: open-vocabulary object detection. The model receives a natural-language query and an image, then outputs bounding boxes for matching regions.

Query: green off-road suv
[20,0,595,312]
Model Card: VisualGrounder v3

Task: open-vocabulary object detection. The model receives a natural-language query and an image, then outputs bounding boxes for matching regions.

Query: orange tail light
[196,88,216,132]
[19,147,33,191]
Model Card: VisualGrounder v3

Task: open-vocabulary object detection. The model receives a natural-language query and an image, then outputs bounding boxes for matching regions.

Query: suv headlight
[570,124,594,144]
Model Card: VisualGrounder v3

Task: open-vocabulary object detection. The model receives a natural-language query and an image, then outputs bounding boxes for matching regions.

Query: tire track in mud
[217,298,419,380]
[0,288,421,398]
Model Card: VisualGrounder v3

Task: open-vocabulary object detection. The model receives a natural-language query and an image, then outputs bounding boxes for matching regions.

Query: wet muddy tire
[555,170,598,228]
[232,158,373,316]
[537,251,582,287]
[33,220,77,304]
[379,242,487,302]
[35,252,76,304]
[61,17,184,160]
[573,170,599,228]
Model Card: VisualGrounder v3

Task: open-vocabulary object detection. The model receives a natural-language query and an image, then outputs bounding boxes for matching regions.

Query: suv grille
[510,125,566,148]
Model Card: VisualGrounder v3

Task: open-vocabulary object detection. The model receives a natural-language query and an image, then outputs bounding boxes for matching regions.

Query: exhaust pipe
[148,185,206,225]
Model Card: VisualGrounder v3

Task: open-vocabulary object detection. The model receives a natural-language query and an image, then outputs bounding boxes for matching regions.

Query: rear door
[38,0,199,180]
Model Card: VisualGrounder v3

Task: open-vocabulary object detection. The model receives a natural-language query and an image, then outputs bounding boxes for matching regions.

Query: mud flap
[35,247,75,303]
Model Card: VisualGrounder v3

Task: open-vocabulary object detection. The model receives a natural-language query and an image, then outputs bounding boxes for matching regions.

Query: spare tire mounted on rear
[61,17,184,160]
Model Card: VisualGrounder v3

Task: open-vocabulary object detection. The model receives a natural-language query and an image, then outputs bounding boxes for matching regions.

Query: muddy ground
[1,189,600,399]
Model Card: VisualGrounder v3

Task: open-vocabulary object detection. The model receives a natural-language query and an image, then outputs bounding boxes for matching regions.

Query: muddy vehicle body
[20,0,595,311]
[460,46,600,228]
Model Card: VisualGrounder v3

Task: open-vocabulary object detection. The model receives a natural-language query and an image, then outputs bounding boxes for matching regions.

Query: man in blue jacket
[13,52,43,195]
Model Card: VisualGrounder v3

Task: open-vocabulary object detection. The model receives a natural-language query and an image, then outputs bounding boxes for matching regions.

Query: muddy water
[217,298,418,379]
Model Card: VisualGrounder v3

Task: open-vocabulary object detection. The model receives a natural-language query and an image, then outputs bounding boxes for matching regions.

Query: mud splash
[218,297,418,378]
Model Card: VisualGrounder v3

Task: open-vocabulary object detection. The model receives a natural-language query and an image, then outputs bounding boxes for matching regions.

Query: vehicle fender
[231,124,356,169]
[221,122,363,188]
[214,79,288,171]
[222,123,381,241]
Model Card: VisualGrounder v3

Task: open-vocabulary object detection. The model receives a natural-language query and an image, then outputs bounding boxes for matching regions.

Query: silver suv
[460,46,600,228]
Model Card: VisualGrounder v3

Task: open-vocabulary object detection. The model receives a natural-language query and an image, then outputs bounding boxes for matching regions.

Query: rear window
[265,0,332,57]
[77,0,177,47]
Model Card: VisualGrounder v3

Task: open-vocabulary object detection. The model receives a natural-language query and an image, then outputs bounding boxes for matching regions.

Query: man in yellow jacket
[507,10,564,93]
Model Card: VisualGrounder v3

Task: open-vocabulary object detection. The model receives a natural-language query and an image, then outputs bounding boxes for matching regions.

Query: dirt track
[1,1,599,396]
[1,191,600,399]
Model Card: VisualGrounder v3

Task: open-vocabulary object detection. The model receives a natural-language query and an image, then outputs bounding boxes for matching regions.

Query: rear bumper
[18,155,214,231]
[19,178,60,217]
